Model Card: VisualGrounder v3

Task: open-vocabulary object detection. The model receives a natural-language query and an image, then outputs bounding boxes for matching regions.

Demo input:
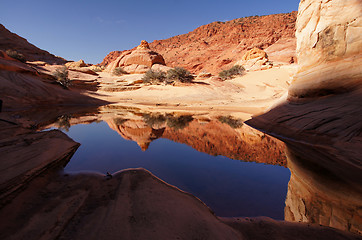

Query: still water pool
[60,120,290,219]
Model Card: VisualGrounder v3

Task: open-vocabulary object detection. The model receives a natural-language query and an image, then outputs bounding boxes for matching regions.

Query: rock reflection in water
[285,143,362,235]
[104,109,286,165]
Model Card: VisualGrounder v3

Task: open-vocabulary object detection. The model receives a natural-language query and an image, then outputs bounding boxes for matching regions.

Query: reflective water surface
[41,104,361,234]
[51,106,289,219]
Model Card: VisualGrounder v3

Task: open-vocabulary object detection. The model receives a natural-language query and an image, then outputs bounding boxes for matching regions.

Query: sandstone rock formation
[107,119,165,151]
[0,120,79,201]
[2,167,358,240]
[235,47,273,71]
[245,1,362,235]
[246,0,362,142]
[0,57,106,110]
[0,24,66,64]
[65,59,87,68]
[151,63,172,73]
[106,40,166,74]
[137,40,150,50]
[100,12,297,74]
[289,0,362,99]
[284,143,362,235]
[65,59,98,76]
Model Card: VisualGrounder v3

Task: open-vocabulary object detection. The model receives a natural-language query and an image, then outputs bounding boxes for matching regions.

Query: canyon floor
[72,65,295,121]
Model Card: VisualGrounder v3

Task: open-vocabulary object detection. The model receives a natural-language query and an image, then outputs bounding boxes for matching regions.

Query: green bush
[113,67,128,76]
[166,114,194,130]
[142,69,166,84]
[167,67,194,83]
[53,66,70,89]
[6,49,26,63]
[143,113,167,127]
[218,65,245,80]
[217,115,243,128]
[56,115,71,132]
[142,112,193,130]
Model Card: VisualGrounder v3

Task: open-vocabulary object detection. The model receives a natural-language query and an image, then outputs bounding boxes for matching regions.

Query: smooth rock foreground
[1,166,359,240]
[0,120,79,202]
[0,110,359,239]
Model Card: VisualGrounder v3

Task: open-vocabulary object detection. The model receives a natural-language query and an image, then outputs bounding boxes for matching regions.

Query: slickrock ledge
[0,120,79,203]
[1,168,359,240]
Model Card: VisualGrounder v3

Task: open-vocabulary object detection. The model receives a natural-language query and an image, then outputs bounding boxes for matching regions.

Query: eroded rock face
[65,59,98,76]
[246,0,362,143]
[0,63,106,110]
[137,40,150,50]
[235,47,273,71]
[0,24,66,64]
[284,144,362,235]
[65,59,87,68]
[0,121,79,202]
[101,12,297,74]
[106,41,165,74]
[242,47,267,61]
[290,0,362,98]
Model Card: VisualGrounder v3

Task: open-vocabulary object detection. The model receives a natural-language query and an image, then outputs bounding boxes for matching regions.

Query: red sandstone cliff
[100,12,297,74]
[0,24,66,64]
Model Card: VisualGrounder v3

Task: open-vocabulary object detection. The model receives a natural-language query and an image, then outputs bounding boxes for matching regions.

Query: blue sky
[1,0,300,64]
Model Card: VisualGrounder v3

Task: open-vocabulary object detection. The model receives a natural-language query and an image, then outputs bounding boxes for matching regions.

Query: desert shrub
[142,69,166,84]
[217,115,243,128]
[143,112,194,130]
[143,113,167,127]
[166,114,193,130]
[56,115,71,131]
[166,67,194,83]
[6,49,26,63]
[53,66,70,89]
[113,67,128,76]
[218,65,245,80]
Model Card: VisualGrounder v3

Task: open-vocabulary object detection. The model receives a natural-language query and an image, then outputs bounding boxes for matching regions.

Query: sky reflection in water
[63,121,290,219]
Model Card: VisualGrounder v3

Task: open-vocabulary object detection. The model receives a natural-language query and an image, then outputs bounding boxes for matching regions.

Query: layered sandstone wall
[0,24,66,64]
[100,12,297,74]
[246,0,362,144]
[290,0,362,98]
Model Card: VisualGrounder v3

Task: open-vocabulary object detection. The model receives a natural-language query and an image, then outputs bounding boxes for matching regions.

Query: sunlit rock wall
[289,0,362,98]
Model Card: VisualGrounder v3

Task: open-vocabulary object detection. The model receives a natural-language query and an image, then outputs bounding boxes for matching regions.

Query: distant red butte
[100,12,297,74]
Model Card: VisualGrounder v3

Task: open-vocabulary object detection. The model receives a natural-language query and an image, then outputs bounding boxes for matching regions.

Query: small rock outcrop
[242,47,267,61]
[136,40,150,50]
[65,60,98,76]
[65,59,87,68]
[106,40,166,74]
[235,47,273,71]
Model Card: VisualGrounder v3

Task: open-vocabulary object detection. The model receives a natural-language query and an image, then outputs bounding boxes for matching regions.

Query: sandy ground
[82,66,296,120]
